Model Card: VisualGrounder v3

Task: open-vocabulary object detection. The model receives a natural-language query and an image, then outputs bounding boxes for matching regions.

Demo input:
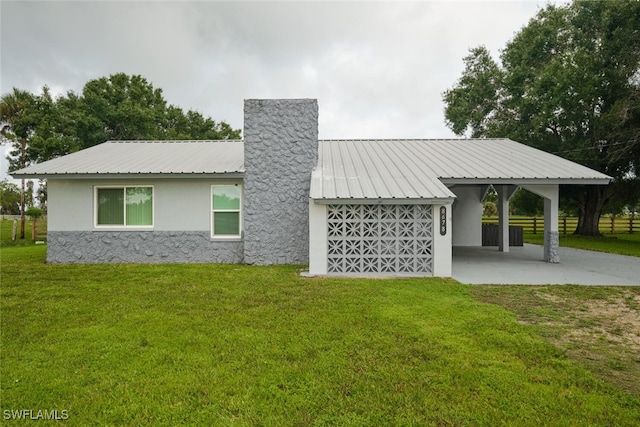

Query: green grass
[2,246,639,425]
[0,219,47,247]
[524,232,640,257]
[473,285,640,396]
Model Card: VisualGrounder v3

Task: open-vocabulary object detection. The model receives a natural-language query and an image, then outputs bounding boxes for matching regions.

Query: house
[12,99,611,277]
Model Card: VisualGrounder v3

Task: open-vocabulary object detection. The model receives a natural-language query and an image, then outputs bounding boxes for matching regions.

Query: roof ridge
[319,138,511,142]
[106,139,243,144]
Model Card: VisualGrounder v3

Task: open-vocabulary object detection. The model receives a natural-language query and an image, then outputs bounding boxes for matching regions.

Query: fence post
[12,219,17,241]
[533,217,537,235]
[32,220,36,242]
[610,217,615,234]
[630,217,634,234]
[562,217,567,235]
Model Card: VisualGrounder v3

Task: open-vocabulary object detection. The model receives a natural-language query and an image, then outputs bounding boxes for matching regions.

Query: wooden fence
[482,216,640,235]
[1,218,48,241]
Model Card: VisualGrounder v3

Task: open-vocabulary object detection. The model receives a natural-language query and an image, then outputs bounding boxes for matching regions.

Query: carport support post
[496,185,518,252]
[543,187,560,263]
[522,184,560,263]
[497,186,509,252]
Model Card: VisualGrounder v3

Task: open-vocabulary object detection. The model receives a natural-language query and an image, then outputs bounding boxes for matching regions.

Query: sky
[0,0,563,182]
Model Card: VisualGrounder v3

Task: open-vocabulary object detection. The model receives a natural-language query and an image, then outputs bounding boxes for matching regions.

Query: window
[211,185,241,238]
[95,186,153,227]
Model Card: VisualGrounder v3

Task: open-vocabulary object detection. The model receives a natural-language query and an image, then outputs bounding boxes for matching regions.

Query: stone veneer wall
[242,99,318,264]
[544,231,560,263]
[46,231,243,264]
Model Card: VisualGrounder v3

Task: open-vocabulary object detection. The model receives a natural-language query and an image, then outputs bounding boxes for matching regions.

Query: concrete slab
[452,244,640,285]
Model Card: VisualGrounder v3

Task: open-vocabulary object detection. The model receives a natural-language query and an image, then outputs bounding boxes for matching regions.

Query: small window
[95,186,153,227]
[211,185,241,238]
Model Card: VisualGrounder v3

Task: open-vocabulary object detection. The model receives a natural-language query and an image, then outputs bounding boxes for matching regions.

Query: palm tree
[1,89,34,239]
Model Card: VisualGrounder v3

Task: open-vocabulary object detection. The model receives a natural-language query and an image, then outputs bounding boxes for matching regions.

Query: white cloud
[1,0,562,178]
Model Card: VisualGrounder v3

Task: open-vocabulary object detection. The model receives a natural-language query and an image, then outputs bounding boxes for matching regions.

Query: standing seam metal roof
[310,139,611,200]
[12,140,244,176]
[12,138,611,201]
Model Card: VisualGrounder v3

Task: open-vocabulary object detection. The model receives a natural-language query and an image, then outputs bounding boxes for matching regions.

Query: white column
[497,185,510,252]
[432,204,452,277]
[543,188,560,263]
[522,184,560,263]
[308,200,328,275]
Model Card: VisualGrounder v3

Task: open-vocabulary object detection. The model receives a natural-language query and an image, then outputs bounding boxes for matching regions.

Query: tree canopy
[443,0,640,235]
[1,73,242,172]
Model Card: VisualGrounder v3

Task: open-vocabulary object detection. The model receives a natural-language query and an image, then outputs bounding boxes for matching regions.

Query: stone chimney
[242,99,318,264]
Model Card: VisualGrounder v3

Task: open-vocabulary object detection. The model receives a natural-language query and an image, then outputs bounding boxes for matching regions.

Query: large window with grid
[211,185,242,238]
[95,186,153,227]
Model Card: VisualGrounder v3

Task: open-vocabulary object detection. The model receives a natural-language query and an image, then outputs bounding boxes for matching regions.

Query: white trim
[308,201,327,275]
[432,204,452,277]
[16,173,245,180]
[93,185,154,229]
[314,197,455,205]
[210,184,243,239]
[440,178,610,185]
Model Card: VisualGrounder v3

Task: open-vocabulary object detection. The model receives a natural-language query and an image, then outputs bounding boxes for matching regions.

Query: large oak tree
[443,0,640,235]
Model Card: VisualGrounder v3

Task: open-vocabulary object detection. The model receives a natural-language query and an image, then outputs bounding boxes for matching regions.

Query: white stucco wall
[307,200,328,275]
[450,186,483,246]
[432,204,452,277]
[47,178,243,232]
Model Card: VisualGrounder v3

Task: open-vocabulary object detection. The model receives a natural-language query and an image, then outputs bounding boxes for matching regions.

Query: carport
[436,139,611,264]
[448,183,563,262]
[307,138,611,277]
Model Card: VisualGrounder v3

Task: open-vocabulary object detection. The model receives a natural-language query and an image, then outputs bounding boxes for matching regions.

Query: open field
[1,245,639,425]
[524,232,640,257]
[0,219,47,247]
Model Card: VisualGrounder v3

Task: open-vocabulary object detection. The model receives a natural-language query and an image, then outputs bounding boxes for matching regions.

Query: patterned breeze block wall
[327,204,434,275]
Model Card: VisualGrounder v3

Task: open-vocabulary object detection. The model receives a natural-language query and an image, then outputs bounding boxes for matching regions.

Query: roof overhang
[12,172,245,180]
[440,177,612,186]
[313,197,455,205]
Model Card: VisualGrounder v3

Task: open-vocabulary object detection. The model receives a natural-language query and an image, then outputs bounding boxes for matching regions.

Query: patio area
[452,244,640,285]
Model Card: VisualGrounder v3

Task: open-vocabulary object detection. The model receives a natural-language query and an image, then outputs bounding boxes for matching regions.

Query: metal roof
[311,140,456,201]
[12,140,244,178]
[310,139,611,201]
[13,138,611,200]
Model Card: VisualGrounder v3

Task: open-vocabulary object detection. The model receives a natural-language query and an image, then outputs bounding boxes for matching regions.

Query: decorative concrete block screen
[327,204,433,274]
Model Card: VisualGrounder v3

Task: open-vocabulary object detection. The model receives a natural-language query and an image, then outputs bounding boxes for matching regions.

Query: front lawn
[1,246,639,425]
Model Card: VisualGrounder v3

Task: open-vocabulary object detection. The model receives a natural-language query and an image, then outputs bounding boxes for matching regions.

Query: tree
[27,87,81,164]
[76,73,241,148]
[0,180,21,215]
[2,73,241,211]
[443,0,640,236]
[1,88,37,238]
[510,189,544,216]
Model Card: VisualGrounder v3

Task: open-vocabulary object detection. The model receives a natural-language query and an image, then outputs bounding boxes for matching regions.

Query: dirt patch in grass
[473,286,640,396]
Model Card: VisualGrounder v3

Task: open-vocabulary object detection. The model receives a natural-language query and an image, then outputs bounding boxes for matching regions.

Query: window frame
[94,185,154,229]
[211,184,242,239]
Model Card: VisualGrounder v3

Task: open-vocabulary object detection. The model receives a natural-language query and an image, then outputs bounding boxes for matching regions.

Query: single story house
[12,99,611,277]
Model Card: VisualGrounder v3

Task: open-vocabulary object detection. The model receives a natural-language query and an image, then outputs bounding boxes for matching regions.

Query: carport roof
[310,139,611,201]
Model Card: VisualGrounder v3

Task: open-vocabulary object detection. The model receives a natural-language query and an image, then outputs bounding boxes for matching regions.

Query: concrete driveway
[452,244,640,285]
